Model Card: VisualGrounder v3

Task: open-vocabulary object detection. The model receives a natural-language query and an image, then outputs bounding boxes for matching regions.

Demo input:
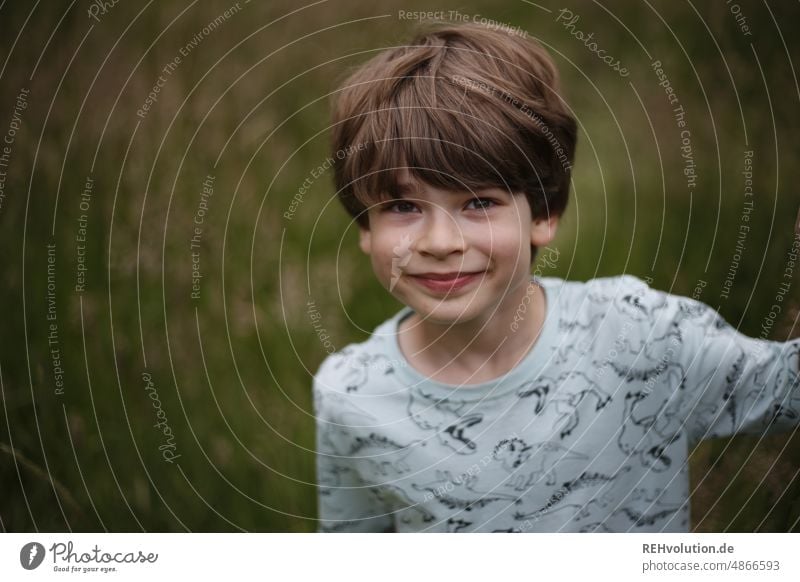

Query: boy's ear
[358,226,372,255]
[530,215,559,247]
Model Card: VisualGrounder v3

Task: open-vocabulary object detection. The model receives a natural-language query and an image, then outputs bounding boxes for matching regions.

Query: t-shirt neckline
[383,276,561,401]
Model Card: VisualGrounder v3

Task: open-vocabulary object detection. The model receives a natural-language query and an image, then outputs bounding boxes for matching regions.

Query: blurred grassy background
[0,0,798,532]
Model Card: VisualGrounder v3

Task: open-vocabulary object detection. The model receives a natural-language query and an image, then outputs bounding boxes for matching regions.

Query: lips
[409,271,485,293]
[412,271,483,281]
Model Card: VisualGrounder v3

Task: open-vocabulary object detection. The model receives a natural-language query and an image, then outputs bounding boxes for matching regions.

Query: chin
[404,292,490,325]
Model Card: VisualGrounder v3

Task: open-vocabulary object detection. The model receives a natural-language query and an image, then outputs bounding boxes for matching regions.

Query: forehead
[393,169,426,196]
[392,168,511,197]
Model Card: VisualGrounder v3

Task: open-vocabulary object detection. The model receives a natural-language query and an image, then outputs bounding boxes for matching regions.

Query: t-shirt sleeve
[671,295,800,447]
[312,360,395,532]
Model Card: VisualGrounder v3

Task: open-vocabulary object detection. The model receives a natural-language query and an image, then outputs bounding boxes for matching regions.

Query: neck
[398,277,547,384]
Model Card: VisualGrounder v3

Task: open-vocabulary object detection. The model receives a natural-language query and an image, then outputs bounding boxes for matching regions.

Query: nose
[415,208,466,258]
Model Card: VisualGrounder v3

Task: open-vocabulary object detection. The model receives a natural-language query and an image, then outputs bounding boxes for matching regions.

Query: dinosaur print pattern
[407,389,485,454]
[314,275,800,532]
[516,373,613,439]
[493,438,589,489]
[512,466,631,522]
[348,433,425,477]
[331,349,398,392]
[411,470,519,512]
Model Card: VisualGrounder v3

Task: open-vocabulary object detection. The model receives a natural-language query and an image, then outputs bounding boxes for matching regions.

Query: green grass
[1,0,798,532]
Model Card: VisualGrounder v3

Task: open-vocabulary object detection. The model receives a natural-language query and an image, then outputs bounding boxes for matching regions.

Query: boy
[313,22,800,532]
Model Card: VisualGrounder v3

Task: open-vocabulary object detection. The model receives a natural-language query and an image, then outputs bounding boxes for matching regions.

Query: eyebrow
[393,182,421,197]
[391,181,509,200]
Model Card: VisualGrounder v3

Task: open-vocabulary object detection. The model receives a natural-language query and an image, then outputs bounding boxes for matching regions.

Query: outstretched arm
[675,296,800,447]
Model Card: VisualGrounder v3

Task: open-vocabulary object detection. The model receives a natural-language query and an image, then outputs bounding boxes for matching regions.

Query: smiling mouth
[412,271,483,280]
[408,271,485,292]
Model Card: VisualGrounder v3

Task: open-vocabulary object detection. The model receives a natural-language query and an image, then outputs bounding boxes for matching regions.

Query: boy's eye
[381,197,497,213]
[384,200,419,213]
[465,197,496,211]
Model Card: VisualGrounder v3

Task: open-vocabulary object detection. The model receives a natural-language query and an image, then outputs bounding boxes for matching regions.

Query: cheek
[369,232,407,274]
[475,223,529,261]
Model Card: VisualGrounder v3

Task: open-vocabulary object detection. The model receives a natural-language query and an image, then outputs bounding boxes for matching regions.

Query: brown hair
[330,21,577,229]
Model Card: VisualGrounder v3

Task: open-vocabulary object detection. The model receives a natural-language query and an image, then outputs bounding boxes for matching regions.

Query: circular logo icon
[20,542,45,570]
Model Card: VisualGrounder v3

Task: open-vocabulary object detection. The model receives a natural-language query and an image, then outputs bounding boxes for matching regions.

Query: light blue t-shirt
[313,275,800,532]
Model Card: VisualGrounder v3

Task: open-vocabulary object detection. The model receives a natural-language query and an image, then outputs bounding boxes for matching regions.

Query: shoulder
[543,274,722,344]
[313,309,407,398]
[542,273,651,298]
[542,274,671,319]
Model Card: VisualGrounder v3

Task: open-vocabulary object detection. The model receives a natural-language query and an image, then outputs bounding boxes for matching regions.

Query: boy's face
[358,171,559,326]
